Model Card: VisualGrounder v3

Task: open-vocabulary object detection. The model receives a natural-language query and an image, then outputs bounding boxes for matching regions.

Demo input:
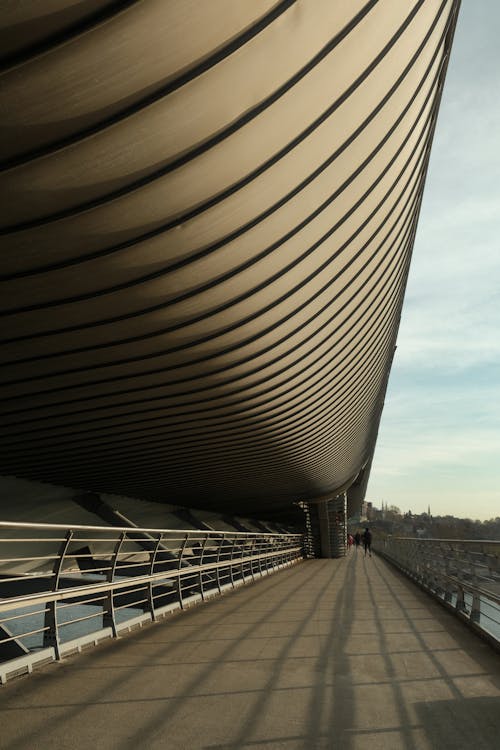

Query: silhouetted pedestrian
[362,528,372,557]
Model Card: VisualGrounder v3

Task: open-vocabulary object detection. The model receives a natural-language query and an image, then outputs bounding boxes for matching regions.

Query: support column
[306,494,347,558]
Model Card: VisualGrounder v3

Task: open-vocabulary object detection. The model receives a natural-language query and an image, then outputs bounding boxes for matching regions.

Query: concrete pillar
[308,495,347,558]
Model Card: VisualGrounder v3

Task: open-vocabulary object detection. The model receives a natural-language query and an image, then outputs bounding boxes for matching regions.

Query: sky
[368,1,500,521]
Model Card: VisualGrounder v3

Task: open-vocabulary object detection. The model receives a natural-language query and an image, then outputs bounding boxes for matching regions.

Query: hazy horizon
[368,0,500,522]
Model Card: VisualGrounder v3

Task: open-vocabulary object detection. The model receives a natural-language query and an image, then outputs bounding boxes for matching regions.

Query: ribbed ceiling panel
[0,0,459,515]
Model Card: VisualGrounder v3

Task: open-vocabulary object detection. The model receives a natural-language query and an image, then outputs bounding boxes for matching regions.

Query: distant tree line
[427,515,500,541]
[369,506,500,541]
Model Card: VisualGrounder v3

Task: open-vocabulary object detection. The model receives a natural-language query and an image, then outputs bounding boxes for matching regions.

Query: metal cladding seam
[0,0,460,517]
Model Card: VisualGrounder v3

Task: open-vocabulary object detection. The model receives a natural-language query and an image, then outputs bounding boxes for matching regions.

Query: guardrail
[0,521,304,683]
[375,536,500,648]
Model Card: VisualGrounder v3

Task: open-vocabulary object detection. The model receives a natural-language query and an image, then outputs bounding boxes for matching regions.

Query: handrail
[0,547,304,613]
[386,536,500,546]
[0,520,289,536]
[0,522,304,684]
[375,536,500,649]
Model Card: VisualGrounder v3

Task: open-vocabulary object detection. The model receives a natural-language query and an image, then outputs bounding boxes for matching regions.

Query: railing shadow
[0,559,319,750]
[1,555,499,749]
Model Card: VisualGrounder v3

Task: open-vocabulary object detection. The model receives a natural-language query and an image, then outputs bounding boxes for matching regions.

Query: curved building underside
[0,0,459,519]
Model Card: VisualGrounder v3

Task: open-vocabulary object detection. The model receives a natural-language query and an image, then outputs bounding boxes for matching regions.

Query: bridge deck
[1,553,499,750]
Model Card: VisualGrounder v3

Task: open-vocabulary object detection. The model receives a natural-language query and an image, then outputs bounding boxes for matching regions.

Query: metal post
[229,538,238,589]
[199,534,209,601]
[104,532,126,637]
[444,549,453,602]
[471,592,481,624]
[249,538,257,582]
[177,533,189,609]
[147,533,163,621]
[257,537,264,578]
[239,537,247,582]
[214,535,223,594]
[456,586,466,614]
[43,530,73,660]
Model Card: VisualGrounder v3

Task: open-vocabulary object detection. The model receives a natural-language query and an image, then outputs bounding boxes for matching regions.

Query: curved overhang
[0,0,459,517]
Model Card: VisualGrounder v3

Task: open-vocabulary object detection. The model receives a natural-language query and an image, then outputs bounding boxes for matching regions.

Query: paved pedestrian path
[1,552,499,749]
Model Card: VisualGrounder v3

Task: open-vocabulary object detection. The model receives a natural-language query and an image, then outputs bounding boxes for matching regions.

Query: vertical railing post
[199,534,210,601]
[264,536,272,574]
[239,536,247,583]
[271,538,278,572]
[215,535,223,594]
[444,548,453,603]
[279,537,286,567]
[281,536,288,566]
[43,529,73,660]
[104,532,126,638]
[471,592,481,624]
[177,533,189,609]
[229,538,238,589]
[456,585,466,614]
[289,536,295,564]
[249,538,257,582]
[278,537,284,568]
[148,533,163,621]
[257,537,264,578]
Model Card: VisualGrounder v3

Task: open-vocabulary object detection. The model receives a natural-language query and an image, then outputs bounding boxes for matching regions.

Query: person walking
[354,531,361,552]
[362,527,372,557]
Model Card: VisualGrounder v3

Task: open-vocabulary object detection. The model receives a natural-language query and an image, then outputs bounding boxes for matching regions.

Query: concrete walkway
[1,553,499,750]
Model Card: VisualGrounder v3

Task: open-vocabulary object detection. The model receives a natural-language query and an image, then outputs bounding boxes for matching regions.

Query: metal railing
[376,536,500,648]
[0,521,304,683]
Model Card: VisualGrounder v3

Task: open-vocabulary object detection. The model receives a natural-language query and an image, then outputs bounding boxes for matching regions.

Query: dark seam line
[0,26,446,308]
[22,382,387,478]
[109,441,359,483]
[0,269,404,500]
[9,330,396,477]
[0,0,381,225]
[1,278,405,450]
[0,1,447,281]
[48,431,369,480]
[0,235,415,449]
[2,229,416,470]
[2,255,405,439]
[1,200,413,418]
[0,153,430,428]
[1,24,448,316]
[1,51,446,464]
[2,188,416,428]
[3,280,404,476]
[0,0,298,171]
[0,104,434,357]
[0,291,403,452]
[1,0,436,262]
[0,258,406,442]
[0,312,402,465]
[0,0,139,71]
[93,375,388,470]
[3,342,393,479]
[0,270,405,455]
[0,184,424,446]
[0,167,426,450]
[0,139,434,428]
[1,80,437,357]
[49,350,392,463]
[0,214,414,440]
[0,157,422,400]
[0,240,406,421]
